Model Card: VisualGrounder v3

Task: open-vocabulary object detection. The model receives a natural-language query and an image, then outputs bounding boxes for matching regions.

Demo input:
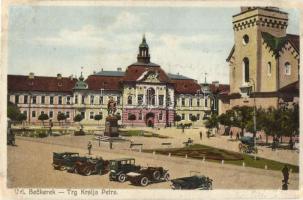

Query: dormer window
[285,62,291,75]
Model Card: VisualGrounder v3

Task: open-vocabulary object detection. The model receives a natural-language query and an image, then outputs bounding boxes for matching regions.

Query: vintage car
[52,152,85,172]
[126,167,170,186]
[170,175,213,190]
[238,136,258,154]
[74,157,110,176]
[109,158,141,182]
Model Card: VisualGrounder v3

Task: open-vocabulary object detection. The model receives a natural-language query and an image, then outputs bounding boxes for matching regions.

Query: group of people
[229,131,240,140]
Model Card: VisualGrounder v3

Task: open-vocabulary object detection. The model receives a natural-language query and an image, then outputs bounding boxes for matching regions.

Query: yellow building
[221,7,299,114]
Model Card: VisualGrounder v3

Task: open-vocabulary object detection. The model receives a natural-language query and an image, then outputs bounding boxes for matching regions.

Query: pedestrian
[230,131,233,139]
[109,140,113,149]
[282,165,289,184]
[87,141,92,155]
[207,130,210,139]
[182,125,185,133]
[236,132,239,140]
[49,120,53,136]
[199,131,202,140]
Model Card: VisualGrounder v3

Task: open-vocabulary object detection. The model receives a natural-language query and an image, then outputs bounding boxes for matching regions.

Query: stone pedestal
[104,115,119,137]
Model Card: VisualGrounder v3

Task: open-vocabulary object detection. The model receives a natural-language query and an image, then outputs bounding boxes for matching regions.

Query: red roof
[287,34,299,53]
[85,75,123,91]
[123,65,170,82]
[8,75,77,93]
[210,83,230,94]
[171,79,201,94]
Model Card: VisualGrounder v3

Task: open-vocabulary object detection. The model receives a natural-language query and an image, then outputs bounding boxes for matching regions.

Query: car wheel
[152,171,161,181]
[163,173,170,181]
[84,168,92,176]
[118,173,126,182]
[140,177,149,187]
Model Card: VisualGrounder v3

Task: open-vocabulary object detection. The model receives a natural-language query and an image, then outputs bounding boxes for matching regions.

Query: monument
[104,96,119,137]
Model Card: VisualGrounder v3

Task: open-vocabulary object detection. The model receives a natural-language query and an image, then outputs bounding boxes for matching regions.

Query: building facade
[8,36,213,127]
[220,7,299,114]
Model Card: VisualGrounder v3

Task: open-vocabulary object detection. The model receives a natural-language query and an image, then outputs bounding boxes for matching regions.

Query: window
[49,111,53,118]
[205,98,208,107]
[181,114,185,120]
[23,110,27,117]
[75,95,78,104]
[50,96,54,105]
[159,112,163,120]
[181,98,185,106]
[99,112,103,119]
[197,114,200,120]
[137,95,143,105]
[189,98,192,107]
[81,112,85,119]
[41,111,44,115]
[267,62,272,76]
[32,96,36,104]
[41,96,45,104]
[189,114,192,120]
[242,34,249,45]
[147,88,155,105]
[90,95,94,105]
[58,96,62,105]
[243,57,249,83]
[197,99,200,107]
[66,112,70,119]
[285,62,291,75]
[99,96,103,105]
[32,111,36,118]
[90,112,94,119]
[139,112,143,120]
[128,96,133,105]
[159,95,164,106]
[82,96,85,104]
[66,96,71,105]
[117,96,120,105]
[24,95,28,104]
[15,95,19,104]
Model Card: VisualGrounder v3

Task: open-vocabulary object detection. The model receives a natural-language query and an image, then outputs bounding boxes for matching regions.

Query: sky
[8,6,299,84]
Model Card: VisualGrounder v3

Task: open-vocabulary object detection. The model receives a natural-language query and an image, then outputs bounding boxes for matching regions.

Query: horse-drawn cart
[238,136,258,154]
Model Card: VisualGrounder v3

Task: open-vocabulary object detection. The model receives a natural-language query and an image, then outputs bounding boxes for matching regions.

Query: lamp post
[239,79,257,159]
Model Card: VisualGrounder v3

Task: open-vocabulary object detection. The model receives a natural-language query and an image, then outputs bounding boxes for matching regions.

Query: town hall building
[8,36,224,127]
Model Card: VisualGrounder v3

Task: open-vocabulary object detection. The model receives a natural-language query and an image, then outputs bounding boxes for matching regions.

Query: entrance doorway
[145,112,155,127]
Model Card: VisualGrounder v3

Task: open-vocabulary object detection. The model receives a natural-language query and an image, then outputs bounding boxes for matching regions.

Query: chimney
[29,72,34,79]
[101,68,103,72]
[212,81,219,88]
[117,67,122,71]
[93,71,96,74]
[57,73,62,79]
[69,74,73,80]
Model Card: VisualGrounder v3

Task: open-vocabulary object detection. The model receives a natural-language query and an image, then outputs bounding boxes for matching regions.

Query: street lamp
[239,79,257,159]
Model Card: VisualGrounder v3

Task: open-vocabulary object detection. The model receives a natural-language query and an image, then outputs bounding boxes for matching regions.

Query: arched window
[127,96,132,105]
[285,62,291,75]
[242,57,249,83]
[267,62,272,76]
[147,88,155,105]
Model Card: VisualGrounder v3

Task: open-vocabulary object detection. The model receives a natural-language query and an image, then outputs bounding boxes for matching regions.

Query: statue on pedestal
[104,96,119,137]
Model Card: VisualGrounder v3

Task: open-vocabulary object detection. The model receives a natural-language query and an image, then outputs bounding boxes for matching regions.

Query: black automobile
[52,152,85,172]
[109,158,141,182]
[170,175,213,190]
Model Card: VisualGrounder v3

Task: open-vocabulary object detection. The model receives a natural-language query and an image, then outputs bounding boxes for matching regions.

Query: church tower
[137,34,151,63]
[229,7,288,93]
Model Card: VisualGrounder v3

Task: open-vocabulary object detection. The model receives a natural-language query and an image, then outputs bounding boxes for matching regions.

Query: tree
[38,113,49,126]
[218,110,234,135]
[128,114,136,127]
[231,106,253,136]
[74,114,84,123]
[7,101,21,121]
[190,115,197,126]
[17,113,27,128]
[204,113,219,133]
[174,115,181,125]
[94,114,102,125]
[57,112,66,125]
